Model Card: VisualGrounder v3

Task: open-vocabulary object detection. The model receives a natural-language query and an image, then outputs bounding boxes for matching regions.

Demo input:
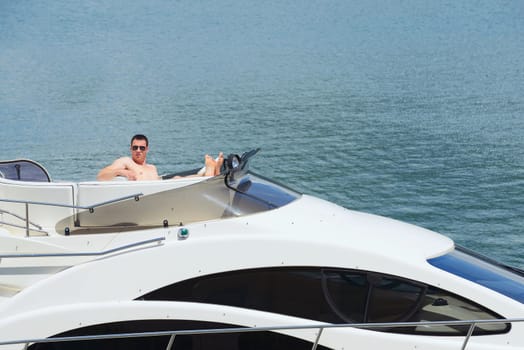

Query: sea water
[0,0,523,268]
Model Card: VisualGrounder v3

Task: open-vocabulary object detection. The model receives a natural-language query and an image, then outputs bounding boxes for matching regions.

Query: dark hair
[131,134,149,146]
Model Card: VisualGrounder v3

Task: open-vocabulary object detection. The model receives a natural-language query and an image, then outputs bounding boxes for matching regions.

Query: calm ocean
[1,1,523,268]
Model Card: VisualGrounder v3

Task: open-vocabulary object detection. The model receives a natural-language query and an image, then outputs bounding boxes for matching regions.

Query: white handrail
[0,237,165,259]
[0,193,143,236]
[0,193,143,211]
[0,318,522,349]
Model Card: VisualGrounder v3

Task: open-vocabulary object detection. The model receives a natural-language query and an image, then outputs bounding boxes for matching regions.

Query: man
[97,134,222,181]
[97,134,159,181]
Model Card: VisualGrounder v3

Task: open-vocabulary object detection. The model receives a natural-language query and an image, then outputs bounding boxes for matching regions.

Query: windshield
[225,172,299,213]
[58,172,300,234]
[428,247,524,303]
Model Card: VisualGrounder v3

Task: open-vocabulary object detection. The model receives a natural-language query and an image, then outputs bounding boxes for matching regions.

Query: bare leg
[204,155,216,176]
[215,152,224,175]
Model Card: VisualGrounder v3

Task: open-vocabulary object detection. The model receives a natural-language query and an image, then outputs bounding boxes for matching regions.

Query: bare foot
[215,152,224,175]
[204,154,216,176]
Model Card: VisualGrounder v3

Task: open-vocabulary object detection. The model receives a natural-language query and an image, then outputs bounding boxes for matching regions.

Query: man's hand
[124,170,138,181]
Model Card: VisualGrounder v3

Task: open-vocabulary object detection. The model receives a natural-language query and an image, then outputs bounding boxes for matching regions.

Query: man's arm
[97,157,137,181]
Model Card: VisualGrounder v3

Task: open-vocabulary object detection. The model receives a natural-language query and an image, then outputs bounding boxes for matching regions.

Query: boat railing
[0,236,165,259]
[0,318,522,350]
[0,208,44,233]
[0,193,142,236]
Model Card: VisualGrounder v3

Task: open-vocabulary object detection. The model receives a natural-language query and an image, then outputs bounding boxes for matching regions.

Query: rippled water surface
[1,1,523,268]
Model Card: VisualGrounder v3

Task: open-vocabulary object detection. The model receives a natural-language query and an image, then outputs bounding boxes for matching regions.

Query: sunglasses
[131,145,147,151]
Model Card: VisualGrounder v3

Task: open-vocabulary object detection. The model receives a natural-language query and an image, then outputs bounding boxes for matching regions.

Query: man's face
[130,139,148,164]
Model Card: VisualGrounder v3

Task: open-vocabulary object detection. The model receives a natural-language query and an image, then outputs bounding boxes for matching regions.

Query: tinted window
[428,247,524,303]
[140,267,509,336]
[323,269,508,335]
[28,320,332,350]
[368,275,424,323]
[142,268,341,323]
[413,285,508,335]
[324,270,425,323]
[323,271,368,322]
[229,173,299,210]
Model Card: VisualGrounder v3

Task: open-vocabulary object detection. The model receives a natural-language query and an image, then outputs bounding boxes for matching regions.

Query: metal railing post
[165,334,176,350]
[461,322,476,350]
[311,327,324,350]
[25,202,29,237]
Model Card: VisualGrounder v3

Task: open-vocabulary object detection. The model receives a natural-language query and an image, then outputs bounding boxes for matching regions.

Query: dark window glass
[28,320,332,350]
[323,269,508,335]
[140,267,509,336]
[367,275,424,323]
[141,268,341,323]
[323,271,424,323]
[323,271,368,322]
